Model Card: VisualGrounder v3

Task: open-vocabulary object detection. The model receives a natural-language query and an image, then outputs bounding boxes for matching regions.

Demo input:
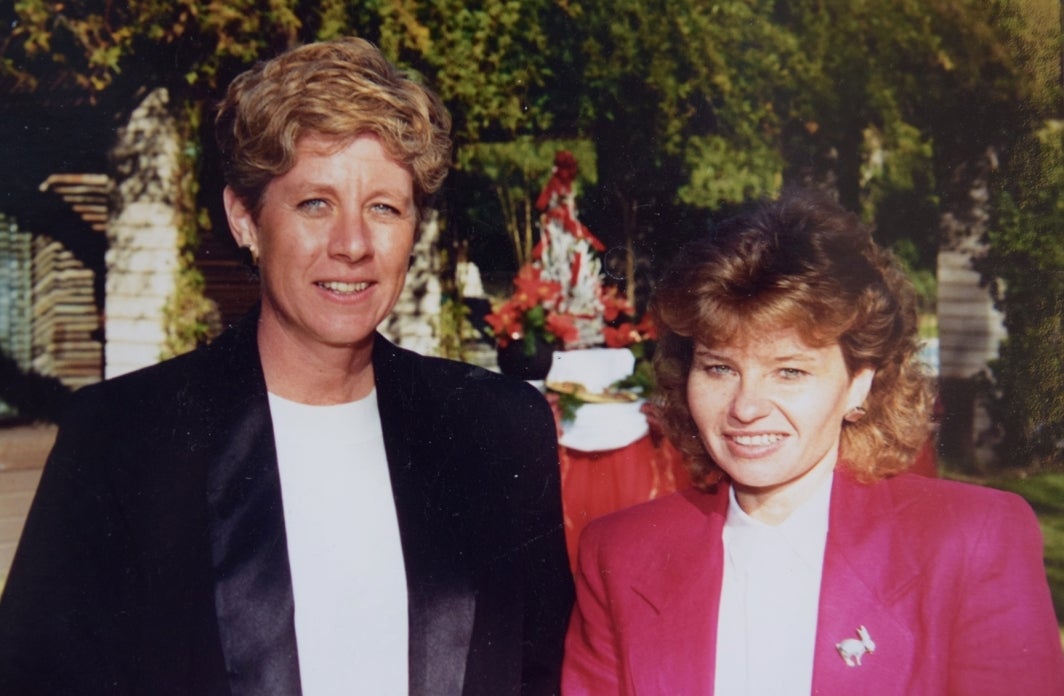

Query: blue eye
[371,202,402,216]
[298,199,329,213]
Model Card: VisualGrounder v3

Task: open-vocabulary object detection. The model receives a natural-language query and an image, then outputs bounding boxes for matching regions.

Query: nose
[729,377,771,423]
[328,209,371,261]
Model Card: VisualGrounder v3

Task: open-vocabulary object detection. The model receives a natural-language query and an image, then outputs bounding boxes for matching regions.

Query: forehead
[292,132,397,165]
[697,325,839,360]
[274,133,413,191]
[699,322,798,349]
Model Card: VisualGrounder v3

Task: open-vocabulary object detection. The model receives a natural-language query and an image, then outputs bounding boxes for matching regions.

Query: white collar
[723,471,833,574]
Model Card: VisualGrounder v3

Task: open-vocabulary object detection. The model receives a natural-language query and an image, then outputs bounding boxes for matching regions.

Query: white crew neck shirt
[268,390,408,696]
[714,472,833,695]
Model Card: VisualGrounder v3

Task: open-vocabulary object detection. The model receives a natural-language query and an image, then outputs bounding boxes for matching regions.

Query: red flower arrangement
[485,264,580,356]
[599,286,656,349]
[486,270,657,360]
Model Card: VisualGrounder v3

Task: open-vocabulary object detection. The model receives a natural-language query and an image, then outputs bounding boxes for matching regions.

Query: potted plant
[485,264,579,379]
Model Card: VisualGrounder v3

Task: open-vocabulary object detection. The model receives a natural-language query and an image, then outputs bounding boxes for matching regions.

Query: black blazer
[0,311,574,695]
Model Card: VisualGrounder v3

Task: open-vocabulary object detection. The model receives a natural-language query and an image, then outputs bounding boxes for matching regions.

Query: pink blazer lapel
[624,488,728,695]
[812,473,919,695]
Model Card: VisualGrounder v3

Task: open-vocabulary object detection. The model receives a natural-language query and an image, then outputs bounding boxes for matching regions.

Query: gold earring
[844,406,867,423]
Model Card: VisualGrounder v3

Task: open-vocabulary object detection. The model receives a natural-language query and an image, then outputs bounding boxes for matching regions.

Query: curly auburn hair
[215,37,452,217]
[651,189,934,489]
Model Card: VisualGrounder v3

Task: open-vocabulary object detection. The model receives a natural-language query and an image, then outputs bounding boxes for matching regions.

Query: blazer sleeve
[0,388,128,694]
[946,491,1064,694]
[562,520,626,696]
[509,384,577,695]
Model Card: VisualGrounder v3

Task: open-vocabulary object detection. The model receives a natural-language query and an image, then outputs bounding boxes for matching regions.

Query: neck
[256,323,376,406]
[734,455,836,526]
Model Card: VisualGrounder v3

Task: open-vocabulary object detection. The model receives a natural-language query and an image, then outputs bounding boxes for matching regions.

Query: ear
[846,366,876,411]
[223,186,259,252]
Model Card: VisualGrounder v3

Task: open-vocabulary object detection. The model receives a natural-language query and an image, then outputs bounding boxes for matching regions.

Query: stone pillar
[104,88,181,378]
[0,214,32,416]
[379,211,442,356]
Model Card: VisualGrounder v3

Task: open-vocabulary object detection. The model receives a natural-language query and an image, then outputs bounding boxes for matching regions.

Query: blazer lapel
[373,335,476,696]
[201,311,302,695]
[626,488,728,695]
[812,472,918,695]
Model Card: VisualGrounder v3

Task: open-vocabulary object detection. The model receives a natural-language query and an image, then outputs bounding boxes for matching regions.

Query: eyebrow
[771,353,818,364]
[692,347,820,364]
[692,347,724,360]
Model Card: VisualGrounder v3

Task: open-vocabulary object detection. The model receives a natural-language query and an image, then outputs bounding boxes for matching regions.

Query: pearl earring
[844,406,867,423]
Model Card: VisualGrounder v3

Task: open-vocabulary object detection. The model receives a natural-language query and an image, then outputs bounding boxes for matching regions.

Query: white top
[714,472,833,695]
[268,390,408,696]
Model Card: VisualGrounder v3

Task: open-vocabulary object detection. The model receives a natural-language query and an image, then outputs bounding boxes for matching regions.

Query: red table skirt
[559,435,690,572]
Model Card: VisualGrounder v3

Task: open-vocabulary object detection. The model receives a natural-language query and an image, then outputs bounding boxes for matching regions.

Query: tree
[1,0,301,98]
[978,121,1064,469]
[560,0,797,306]
[1,0,569,349]
[1,0,310,350]
[455,137,596,269]
[370,0,560,143]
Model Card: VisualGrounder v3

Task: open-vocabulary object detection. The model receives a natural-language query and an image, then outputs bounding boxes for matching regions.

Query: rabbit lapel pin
[836,625,876,667]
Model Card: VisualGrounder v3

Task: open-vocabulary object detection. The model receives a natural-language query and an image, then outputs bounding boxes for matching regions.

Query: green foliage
[161,101,220,359]
[4,0,301,96]
[611,345,655,397]
[455,137,597,266]
[161,252,219,358]
[553,390,582,425]
[3,0,1061,442]
[678,135,784,208]
[374,0,558,141]
[571,0,796,200]
[435,295,473,362]
[860,122,936,219]
[891,238,938,317]
[978,121,1064,469]
[863,121,940,283]
[858,121,939,313]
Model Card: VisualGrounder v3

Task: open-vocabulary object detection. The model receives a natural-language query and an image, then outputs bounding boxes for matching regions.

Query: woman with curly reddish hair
[563,190,1063,695]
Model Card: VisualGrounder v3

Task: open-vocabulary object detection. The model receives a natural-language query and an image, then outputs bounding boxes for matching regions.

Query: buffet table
[542,348,690,571]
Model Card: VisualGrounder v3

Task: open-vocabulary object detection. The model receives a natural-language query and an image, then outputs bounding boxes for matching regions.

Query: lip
[724,431,787,457]
[315,279,374,296]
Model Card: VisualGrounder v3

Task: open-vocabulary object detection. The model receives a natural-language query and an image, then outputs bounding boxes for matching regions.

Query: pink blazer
[563,470,1064,695]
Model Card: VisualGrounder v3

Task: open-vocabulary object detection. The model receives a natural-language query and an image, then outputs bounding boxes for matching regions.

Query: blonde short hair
[215,37,452,216]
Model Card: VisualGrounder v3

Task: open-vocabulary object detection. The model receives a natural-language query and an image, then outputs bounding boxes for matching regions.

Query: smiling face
[225,133,416,364]
[687,326,874,523]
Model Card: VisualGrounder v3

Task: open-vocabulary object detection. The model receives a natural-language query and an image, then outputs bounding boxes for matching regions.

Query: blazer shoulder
[57,317,261,432]
[59,348,204,418]
[374,335,550,410]
[852,472,1044,564]
[581,487,725,557]
[878,472,1037,529]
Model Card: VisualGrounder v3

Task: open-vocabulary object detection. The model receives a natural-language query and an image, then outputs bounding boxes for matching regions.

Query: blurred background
[0,0,1062,627]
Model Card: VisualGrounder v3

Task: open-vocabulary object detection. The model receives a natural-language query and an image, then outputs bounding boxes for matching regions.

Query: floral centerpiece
[485,264,579,357]
[600,286,656,351]
[485,150,655,382]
